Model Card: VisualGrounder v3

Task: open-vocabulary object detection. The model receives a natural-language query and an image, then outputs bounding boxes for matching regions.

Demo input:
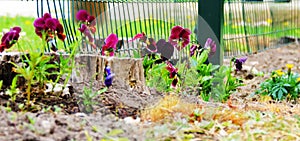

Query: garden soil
[0,43,300,140]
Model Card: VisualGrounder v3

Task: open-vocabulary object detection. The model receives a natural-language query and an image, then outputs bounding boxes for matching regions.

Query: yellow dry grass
[141,94,202,122]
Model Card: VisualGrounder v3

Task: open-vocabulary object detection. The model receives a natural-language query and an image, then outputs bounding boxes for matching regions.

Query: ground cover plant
[1,10,300,141]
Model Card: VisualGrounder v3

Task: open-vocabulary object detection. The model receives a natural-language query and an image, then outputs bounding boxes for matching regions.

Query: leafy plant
[211,61,244,102]
[11,50,57,105]
[53,40,81,91]
[256,64,300,101]
[5,76,19,103]
[144,57,174,92]
[184,48,219,101]
[79,85,107,113]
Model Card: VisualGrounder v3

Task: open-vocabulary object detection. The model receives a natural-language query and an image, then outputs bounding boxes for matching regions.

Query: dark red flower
[87,16,96,26]
[57,33,66,41]
[0,26,22,52]
[76,10,89,22]
[166,61,179,88]
[166,61,178,78]
[169,26,191,50]
[33,18,45,29]
[78,24,88,33]
[45,18,58,31]
[33,13,65,51]
[43,13,52,20]
[102,34,118,56]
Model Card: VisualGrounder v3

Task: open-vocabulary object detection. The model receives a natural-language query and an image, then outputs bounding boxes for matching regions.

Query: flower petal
[45,18,58,30]
[11,26,22,33]
[129,32,146,42]
[76,10,89,22]
[33,18,45,29]
[105,33,118,50]
[170,26,183,38]
[43,13,52,20]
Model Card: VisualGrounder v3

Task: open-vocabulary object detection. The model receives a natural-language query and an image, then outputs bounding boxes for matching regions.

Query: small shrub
[256,64,300,101]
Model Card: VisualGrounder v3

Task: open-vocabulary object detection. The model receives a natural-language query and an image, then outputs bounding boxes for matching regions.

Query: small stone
[124,117,140,125]
[74,113,87,118]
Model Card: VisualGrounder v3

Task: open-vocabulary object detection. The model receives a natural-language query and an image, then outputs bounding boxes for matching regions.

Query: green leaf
[106,129,124,136]
[97,87,108,95]
[278,90,283,100]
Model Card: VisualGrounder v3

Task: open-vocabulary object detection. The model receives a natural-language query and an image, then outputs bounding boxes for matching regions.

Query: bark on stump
[0,53,145,89]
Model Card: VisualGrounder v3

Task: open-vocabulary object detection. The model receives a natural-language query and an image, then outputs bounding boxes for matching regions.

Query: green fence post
[197,0,224,65]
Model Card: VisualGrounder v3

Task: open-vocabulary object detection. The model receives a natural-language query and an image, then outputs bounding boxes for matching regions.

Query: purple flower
[45,18,58,31]
[0,26,22,52]
[76,10,89,22]
[129,32,147,42]
[190,44,198,57]
[76,10,97,49]
[33,18,45,29]
[87,16,96,27]
[33,13,66,51]
[169,26,191,50]
[78,24,88,33]
[166,61,179,88]
[171,77,178,88]
[43,13,52,20]
[56,24,66,41]
[102,34,119,56]
[204,38,216,57]
[104,66,114,87]
[234,57,247,71]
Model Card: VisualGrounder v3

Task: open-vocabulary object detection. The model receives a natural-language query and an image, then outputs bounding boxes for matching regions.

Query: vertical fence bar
[198,0,224,65]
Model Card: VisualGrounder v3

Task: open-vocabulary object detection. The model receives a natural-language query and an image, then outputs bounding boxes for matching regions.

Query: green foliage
[11,50,57,105]
[53,41,80,91]
[211,65,243,102]
[256,66,300,101]
[185,49,219,101]
[79,85,107,113]
[143,46,242,102]
[5,76,19,103]
[145,58,173,92]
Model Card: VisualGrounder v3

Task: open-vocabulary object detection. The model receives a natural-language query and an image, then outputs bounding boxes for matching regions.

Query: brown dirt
[0,43,299,140]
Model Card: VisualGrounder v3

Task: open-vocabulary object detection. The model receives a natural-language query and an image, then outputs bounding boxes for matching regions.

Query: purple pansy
[76,10,90,22]
[102,34,119,56]
[204,38,217,57]
[76,10,97,49]
[234,57,247,71]
[104,66,114,87]
[166,61,179,88]
[0,26,22,52]
[169,25,191,50]
[129,32,147,42]
[190,44,198,57]
[33,13,66,51]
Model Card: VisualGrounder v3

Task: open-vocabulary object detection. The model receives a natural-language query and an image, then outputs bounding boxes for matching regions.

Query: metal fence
[35,0,198,57]
[34,0,299,57]
[223,0,300,57]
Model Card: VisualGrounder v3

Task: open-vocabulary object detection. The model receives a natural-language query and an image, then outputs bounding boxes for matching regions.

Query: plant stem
[26,79,31,106]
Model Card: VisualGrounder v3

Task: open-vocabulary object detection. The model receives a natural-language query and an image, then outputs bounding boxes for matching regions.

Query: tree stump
[0,53,145,89]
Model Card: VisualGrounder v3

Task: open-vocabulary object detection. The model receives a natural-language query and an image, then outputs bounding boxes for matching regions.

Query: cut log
[0,52,145,89]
